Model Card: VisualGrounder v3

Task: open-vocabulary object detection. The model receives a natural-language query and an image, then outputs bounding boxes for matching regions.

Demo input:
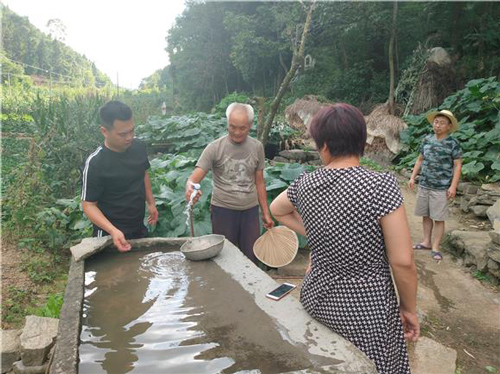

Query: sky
[3,0,186,89]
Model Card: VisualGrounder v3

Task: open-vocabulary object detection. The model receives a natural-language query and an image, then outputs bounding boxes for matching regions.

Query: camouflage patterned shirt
[419,134,462,190]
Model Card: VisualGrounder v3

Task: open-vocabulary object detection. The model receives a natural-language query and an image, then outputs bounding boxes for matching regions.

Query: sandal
[431,250,443,261]
[413,243,432,250]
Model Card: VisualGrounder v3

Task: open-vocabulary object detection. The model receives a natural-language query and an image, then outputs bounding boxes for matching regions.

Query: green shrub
[136,113,228,154]
[212,92,251,115]
[397,77,500,182]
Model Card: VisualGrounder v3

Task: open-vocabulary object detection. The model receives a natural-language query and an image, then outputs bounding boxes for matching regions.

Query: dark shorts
[210,205,260,264]
[92,224,148,240]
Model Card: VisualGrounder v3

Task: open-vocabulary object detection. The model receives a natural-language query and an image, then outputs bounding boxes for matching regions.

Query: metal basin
[180,234,225,261]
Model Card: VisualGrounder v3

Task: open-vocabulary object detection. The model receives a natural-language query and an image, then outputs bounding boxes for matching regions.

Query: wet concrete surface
[79,250,340,374]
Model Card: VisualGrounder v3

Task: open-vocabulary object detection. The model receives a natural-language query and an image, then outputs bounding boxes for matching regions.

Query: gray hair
[226,102,254,125]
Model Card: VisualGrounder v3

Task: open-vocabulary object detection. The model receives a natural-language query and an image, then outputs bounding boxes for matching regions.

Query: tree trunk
[388,1,398,116]
[258,2,315,146]
[255,97,267,140]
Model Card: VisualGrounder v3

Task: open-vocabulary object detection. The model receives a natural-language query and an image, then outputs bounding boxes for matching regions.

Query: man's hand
[262,212,274,229]
[185,184,202,205]
[408,177,415,191]
[111,229,131,252]
[148,204,159,226]
[447,186,457,199]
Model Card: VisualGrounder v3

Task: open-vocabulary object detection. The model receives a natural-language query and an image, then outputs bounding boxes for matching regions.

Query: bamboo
[254,226,298,267]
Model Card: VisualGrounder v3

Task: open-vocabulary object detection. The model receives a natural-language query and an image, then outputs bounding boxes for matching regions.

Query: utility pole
[49,69,53,98]
[8,73,12,95]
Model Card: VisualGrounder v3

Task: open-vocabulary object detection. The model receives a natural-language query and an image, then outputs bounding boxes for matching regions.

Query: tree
[258,1,315,146]
[388,2,398,115]
[46,18,66,42]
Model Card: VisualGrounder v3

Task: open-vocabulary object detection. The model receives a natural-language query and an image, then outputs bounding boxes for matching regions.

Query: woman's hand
[400,309,420,342]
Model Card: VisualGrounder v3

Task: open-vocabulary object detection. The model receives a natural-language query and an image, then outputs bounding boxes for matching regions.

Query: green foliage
[2,286,34,324]
[360,157,386,173]
[1,86,104,257]
[472,270,492,283]
[148,154,213,238]
[268,121,301,145]
[148,153,316,245]
[31,293,64,318]
[212,92,251,115]
[136,113,228,154]
[397,77,500,182]
[146,1,500,112]
[1,6,111,88]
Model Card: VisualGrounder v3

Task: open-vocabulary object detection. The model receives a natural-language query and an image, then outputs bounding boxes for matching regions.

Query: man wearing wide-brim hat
[408,109,462,261]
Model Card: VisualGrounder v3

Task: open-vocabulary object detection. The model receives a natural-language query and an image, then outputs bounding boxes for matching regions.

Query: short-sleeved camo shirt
[419,134,462,190]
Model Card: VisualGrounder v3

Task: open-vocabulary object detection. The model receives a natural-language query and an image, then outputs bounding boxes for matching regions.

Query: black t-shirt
[81,139,150,232]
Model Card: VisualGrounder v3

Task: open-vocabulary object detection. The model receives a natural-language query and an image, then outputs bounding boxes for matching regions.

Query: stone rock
[487,259,500,278]
[487,243,500,263]
[489,230,500,245]
[409,336,456,374]
[486,199,500,226]
[70,236,113,262]
[278,150,319,163]
[466,245,489,271]
[460,196,470,213]
[1,330,21,373]
[460,195,479,213]
[308,159,323,166]
[457,182,470,193]
[481,183,500,196]
[12,361,46,374]
[20,316,59,367]
[273,156,288,163]
[466,184,479,194]
[449,231,491,269]
[476,194,496,205]
[471,205,489,218]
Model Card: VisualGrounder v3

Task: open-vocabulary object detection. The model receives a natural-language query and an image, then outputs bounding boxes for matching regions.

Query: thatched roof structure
[410,47,455,115]
[284,95,326,134]
[365,102,407,155]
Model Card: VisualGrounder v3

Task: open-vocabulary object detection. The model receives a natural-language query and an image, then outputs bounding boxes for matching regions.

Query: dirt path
[1,238,38,328]
[403,186,500,374]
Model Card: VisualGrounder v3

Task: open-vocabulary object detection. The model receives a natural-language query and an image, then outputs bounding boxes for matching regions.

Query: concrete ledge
[52,237,376,374]
[49,258,84,374]
[214,240,377,373]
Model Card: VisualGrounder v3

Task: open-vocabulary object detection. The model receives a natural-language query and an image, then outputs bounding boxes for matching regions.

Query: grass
[473,270,493,283]
[360,157,388,173]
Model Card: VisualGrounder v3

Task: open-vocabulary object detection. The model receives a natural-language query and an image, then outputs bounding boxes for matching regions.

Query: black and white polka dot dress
[287,166,411,374]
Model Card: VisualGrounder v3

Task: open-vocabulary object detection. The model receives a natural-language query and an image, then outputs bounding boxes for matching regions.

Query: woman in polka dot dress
[270,103,419,373]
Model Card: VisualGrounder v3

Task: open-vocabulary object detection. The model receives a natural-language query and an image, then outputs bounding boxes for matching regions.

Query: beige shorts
[414,187,449,221]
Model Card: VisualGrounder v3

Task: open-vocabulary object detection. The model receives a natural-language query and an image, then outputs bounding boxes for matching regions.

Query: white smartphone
[266,283,296,301]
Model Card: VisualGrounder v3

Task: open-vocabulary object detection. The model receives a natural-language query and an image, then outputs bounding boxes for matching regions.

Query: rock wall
[272,150,323,166]
[450,183,500,283]
[458,182,500,218]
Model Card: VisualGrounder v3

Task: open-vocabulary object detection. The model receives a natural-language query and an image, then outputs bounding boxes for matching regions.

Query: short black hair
[99,100,132,129]
[308,103,366,158]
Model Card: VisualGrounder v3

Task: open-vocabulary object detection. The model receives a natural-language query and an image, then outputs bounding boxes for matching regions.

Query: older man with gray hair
[185,102,274,264]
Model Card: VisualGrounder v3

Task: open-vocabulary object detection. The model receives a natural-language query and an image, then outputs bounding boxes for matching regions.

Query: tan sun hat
[427,110,459,132]
[253,226,298,268]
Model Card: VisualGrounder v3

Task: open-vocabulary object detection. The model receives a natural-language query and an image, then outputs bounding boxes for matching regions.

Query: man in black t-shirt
[81,100,158,252]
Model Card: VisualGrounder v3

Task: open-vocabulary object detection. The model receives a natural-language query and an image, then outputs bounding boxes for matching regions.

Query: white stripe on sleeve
[81,146,102,201]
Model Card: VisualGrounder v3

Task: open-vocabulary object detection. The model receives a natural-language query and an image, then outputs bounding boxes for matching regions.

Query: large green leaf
[462,161,485,175]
